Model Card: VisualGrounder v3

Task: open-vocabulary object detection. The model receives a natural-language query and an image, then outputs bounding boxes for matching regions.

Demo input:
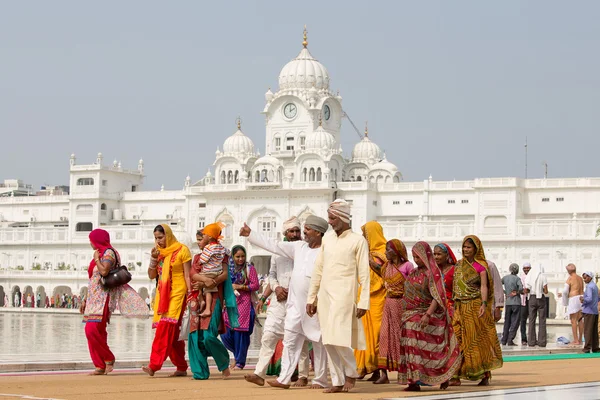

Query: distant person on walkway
[26,294,32,308]
[14,292,20,307]
[36,293,41,308]
[525,264,548,347]
[143,224,192,377]
[520,263,532,345]
[82,229,148,375]
[3,294,7,307]
[501,264,523,346]
[581,272,599,353]
[220,244,259,370]
[559,264,584,345]
[45,295,49,308]
[487,260,504,323]
[145,297,151,310]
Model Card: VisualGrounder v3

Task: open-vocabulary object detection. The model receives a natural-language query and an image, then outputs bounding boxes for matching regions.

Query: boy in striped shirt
[197,223,226,317]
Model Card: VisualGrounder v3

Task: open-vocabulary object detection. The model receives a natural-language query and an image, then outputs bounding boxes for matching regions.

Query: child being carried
[195,222,226,318]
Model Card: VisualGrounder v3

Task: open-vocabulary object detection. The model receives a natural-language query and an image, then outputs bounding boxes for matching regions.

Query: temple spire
[302,25,308,48]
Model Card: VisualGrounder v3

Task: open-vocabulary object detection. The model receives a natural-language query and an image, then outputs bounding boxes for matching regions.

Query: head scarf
[411,241,448,312]
[361,221,387,263]
[282,216,301,233]
[328,199,351,224]
[156,224,184,315]
[434,243,457,265]
[229,245,250,285]
[203,222,225,241]
[459,235,493,302]
[387,239,408,263]
[305,215,328,233]
[509,263,520,274]
[89,229,114,278]
[583,271,594,279]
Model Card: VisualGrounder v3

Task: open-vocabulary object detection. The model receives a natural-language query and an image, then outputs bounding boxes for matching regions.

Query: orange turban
[203,222,225,241]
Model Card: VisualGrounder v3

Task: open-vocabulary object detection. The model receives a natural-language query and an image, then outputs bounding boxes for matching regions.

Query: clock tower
[262,27,343,167]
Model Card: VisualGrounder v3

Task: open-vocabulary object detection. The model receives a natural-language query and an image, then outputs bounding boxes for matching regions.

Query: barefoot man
[306,199,370,393]
[240,215,330,390]
[242,216,310,387]
[559,263,584,345]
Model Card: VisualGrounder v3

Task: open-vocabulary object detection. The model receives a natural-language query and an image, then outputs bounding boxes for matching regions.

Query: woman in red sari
[397,241,462,392]
[377,239,413,384]
[433,243,457,318]
[81,229,148,375]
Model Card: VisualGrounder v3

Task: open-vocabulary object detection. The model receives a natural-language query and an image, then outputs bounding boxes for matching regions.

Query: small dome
[370,158,398,174]
[352,136,383,163]
[223,127,255,155]
[279,48,329,90]
[265,88,274,102]
[254,155,281,167]
[305,125,335,151]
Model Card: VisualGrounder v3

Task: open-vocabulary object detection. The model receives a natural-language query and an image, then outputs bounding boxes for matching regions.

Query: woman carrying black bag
[81,229,148,375]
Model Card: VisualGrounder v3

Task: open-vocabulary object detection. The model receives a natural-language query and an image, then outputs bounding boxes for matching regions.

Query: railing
[0,195,69,204]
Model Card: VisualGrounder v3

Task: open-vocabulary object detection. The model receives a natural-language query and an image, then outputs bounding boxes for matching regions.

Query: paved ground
[1,358,599,400]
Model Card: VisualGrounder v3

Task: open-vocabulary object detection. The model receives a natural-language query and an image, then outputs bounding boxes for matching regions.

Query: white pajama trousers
[253,330,283,379]
[324,344,359,387]
[277,329,329,387]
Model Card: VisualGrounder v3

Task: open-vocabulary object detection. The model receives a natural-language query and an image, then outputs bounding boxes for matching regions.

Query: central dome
[278,29,329,91]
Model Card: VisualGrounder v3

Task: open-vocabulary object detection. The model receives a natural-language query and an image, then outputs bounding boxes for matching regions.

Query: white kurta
[307,229,370,349]
[249,231,322,342]
[262,253,293,335]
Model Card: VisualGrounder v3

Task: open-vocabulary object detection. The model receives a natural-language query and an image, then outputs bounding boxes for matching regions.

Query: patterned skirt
[397,308,462,385]
[452,298,503,380]
[378,297,403,371]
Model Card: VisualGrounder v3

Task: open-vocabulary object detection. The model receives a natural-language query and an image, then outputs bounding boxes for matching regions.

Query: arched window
[357,176,362,182]
[248,171,252,182]
[376,175,384,184]
[350,175,355,181]
[100,203,107,210]
[261,169,268,182]
[274,135,281,151]
[227,171,233,184]
[393,176,400,183]
[76,222,93,232]
[268,170,274,182]
[220,171,226,184]
[385,176,391,183]
[302,168,307,182]
[234,170,239,183]
[77,178,94,186]
[309,168,316,182]
[316,168,322,181]
[334,170,338,181]
[255,171,260,182]
[277,170,282,182]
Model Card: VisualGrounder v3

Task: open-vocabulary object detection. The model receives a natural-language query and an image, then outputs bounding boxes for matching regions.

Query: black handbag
[101,249,132,289]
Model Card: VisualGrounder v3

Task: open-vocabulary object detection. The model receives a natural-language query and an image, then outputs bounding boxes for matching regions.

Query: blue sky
[1,1,598,189]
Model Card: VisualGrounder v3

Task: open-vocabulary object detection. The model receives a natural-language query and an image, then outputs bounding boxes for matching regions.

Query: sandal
[89,368,106,375]
[105,361,114,374]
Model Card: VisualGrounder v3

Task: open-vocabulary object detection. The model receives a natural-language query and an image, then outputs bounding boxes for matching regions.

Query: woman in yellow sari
[355,221,387,381]
[142,224,192,377]
[451,235,502,386]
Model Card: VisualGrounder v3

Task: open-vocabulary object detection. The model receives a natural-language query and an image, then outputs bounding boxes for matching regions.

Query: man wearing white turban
[240,215,330,390]
[306,199,370,393]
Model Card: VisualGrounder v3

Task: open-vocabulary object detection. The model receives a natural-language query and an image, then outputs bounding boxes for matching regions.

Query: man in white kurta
[306,199,370,392]
[240,215,330,389]
[245,217,306,385]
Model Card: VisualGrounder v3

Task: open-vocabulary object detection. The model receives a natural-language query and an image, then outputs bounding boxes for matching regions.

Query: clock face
[283,103,297,119]
[323,105,331,121]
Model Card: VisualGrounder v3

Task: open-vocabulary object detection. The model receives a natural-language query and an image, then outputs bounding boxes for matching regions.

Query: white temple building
[1,29,599,319]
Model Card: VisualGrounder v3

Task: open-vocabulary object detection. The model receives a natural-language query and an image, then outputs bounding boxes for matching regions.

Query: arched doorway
[23,286,34,308]
[11,285,21,307]
[36,286,47,308]
[53,286,73,309]
[0,285,5,307]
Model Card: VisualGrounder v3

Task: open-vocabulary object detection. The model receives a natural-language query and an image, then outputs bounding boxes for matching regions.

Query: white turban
[583,271,594,278]
[328,199,351,224]
[282,216,301,233]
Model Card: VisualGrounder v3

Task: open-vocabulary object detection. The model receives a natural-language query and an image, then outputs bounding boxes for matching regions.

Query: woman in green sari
[188,229,239,380]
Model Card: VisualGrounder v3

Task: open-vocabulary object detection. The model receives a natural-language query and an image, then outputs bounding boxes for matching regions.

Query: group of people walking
[79,198,504,393]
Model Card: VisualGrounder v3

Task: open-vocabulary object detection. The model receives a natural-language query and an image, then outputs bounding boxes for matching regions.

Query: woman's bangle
[260,296,267,302]
[148,265,157,270]
[482,300,488,306]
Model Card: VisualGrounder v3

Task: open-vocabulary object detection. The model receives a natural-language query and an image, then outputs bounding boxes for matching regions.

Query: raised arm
[240,222,296,259]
